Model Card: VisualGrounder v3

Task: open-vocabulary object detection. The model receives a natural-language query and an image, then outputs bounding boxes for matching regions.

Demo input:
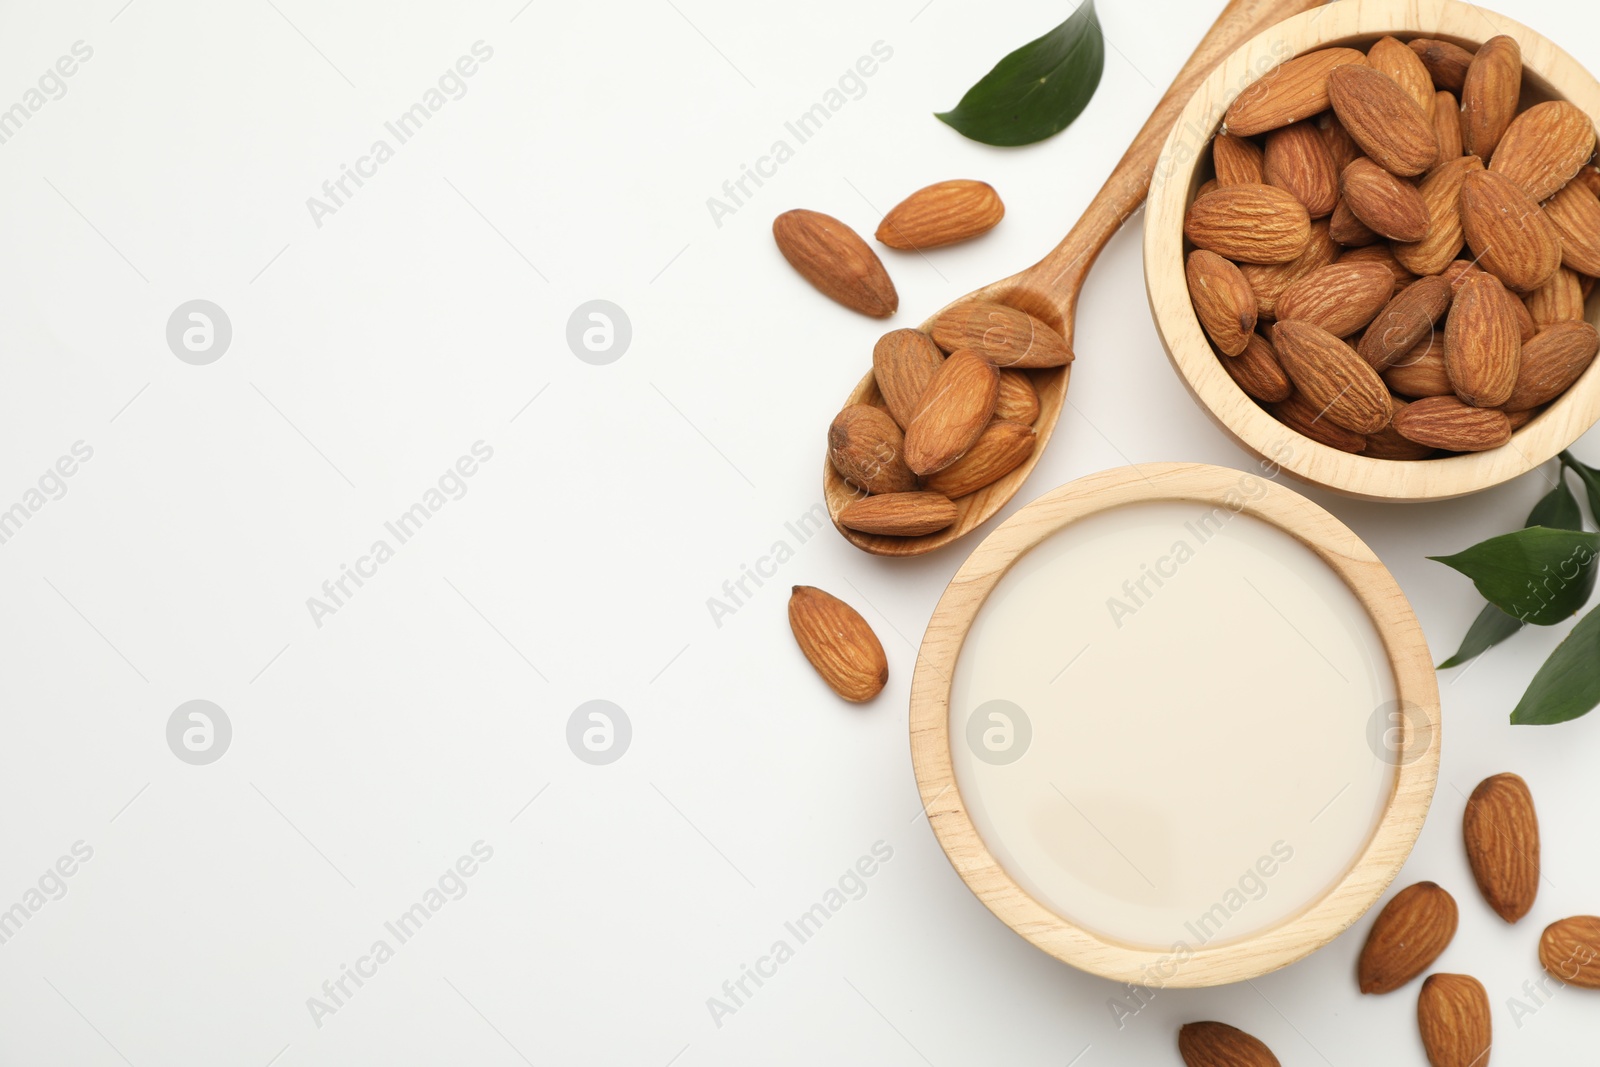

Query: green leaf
[1437,476,1583,667]
[1430,527,1600,626]
[1511,603,1600,724]
[935,1,1105,147]
[1561,451,1600,523]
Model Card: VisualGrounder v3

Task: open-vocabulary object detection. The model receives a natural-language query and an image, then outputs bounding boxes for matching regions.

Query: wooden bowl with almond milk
[1145,0,1600,501]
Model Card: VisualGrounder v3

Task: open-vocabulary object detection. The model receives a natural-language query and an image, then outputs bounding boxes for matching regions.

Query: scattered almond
[787,585,887,702]
[1463,772,1540,923]
[772,209,897,317]
[1539,916,1600,988]
[877,179,1004,250]
[1327,64,1439,177]
[828,405,917,494]
[921,420,1036,498]
[1393,395,1512,450]
[930,301,1073,368]
[838,491,958,536]
[1178,1021,1280,1067]
[1187,249,1259,355]
[904,349,1000,475]
[1417,974,1491,1067]
[1358,881,1459,994]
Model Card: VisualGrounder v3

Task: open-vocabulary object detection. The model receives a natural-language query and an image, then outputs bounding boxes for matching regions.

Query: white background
[0,0,1597,1063]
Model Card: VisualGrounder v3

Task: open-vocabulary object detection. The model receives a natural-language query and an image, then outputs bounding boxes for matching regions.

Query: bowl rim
[1143,0,1600,502]
[908,462,1440,986]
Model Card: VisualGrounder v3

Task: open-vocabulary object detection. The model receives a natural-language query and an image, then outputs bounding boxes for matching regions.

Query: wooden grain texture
[823,0,1326,557]
[909,464,1440,986]
[1146,0,1600,501]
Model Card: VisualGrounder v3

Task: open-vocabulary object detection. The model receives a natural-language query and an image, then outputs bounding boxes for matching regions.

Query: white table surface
[1,0,1597,1063]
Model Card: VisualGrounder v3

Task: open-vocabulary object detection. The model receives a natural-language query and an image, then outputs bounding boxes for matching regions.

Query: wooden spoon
[824,0,1326,556]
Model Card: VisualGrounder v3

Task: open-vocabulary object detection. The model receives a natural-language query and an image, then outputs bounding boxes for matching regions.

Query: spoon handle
[1013,0,1327,320]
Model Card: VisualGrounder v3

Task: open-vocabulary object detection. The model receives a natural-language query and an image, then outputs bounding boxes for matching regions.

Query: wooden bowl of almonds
[1145,0,1600,501]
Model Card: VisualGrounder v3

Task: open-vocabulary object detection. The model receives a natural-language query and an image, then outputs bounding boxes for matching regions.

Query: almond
[1368,36,1436,122]
[1463,771,1541,922]
[876,179,1004,250]
[1576,166,1600,199]
[995,370,1041,423]
[1365,396,1437,459]
[1543,180,1600,278]
[1212,132,1265,186]
[1539,916,1600,988]
[1320,111,1363,172]
[872,328,943,429]
[1433,91,1463,163]
[1525,267,1587,326]
[1461,35,1521,158]
[921,420,1036,498]
[930,302,1073,368]
[1510,290,1538,342]
[1459,169,1563,293]
[1184,183,1312,263]
[1187,249,1258,355]
[1441,258,1486,293]
[1264,120,1339,217]
[1224,47,1367,137]
[1339,242,1417,294]
[827,404,917,494]
[1409,38,1473,93]
[1508,406,1542,430]
[1223,332,1293,402]
[1329,198,1380,246]
[1489,100,1595,202]
[1385,336,1455,398]
[1271,392,1368,452]
[1358,274,1453,370]
[1393,155,1484,276]
[1272,320,1392,433]
[1358,882,1459,994]
[1445,271,1522,406]
[1417,974,1491,1067]
[787,585,887,702]
[1242,220,1339,319]
[772,209,897,317]
[1505,321,1600,410]
[1275,260,1394,336]
[1340,157,1431,241]
[837,491,958,537]
[1393,395,1512,450]
[904,349,999,475]
[1328,64,1439,177]
[1178,1021,1279,1067]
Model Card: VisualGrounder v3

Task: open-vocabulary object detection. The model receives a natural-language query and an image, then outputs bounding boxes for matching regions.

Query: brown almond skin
[1178,1021,1280,1067]
[1543,181,1600,278]
[1275,260,1394,336]
[1329,198,1380,246]
[1489,100,1598,202]
[876,179,1004,250]
[872,328,943,429]
[1393,155,1484,277]
[930,301,1072,368]
[1187,249,1258,355]
[1464,772,1540,922]
[1505,321,1600,410]
[1445,272,1522,406]
[1213,132,1265,186]
[837,491,957,537]
[1365,397,1437,459]
[1539,916,1600,988]
[1320,111,1363,173]
[1338,242,1417,295]
[1328,65,1439,177]
[1241,220,1338,319]
[921,421,1035,499]
[1358,882,1459,994]
[1184,183,1312,264]
[1526,267,1587,327]
[1459,170,1562,293]
[1417,974,1491,1067]
[1461,35,1521,159]
[1272,320,1392,433]
[827,405,917,494]
[1410,38,1473,93]
[1384,337,1455,398]
[994,370,1040,424]
[1432,91,1463,163]
[1340,157,1430,241]
[1271,393,1368,452]
[1368,36,1436,122]
[772,209,897,317]
[1222,332,1293,403]
[1358,274,1453,371]
[1224,47,1368,136]
[1508,406,1542,431]
[787,586,887,702]
[1264,120,1340,218]
[1393,395,1512,450]
[904,350,999,475]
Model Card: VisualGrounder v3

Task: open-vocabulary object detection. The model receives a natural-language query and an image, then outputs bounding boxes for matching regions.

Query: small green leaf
[1430,527,1600,626]
[935,1,1105,147]
[1561,451,1600,523]
[1511,603,1600,724]
[1437,476,1584,667]
[1438,604,1525,669]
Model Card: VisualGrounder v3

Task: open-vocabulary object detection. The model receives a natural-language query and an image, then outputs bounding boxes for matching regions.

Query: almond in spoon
[930,302,1073,368]
[904,349,999,475]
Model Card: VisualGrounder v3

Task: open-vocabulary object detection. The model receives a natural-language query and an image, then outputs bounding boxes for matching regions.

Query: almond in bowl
[1146,0,1600,501]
